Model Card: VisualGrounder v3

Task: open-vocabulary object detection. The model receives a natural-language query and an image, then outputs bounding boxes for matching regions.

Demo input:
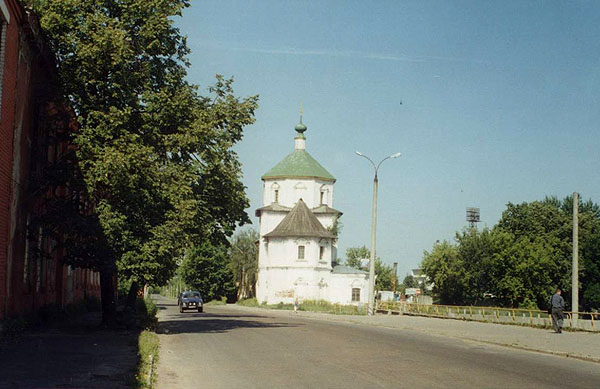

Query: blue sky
[176,1,600,278]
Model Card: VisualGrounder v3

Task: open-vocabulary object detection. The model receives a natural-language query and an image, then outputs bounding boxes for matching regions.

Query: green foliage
[344,245,394,290]
[345,246,369,269]
[181,243,235,301]
[31,0,258,309]
[237,298,259,307]
[421,241,465,305]
[421,195,600,311]
[135,330,159,388]
[228,229,259,299]
[326,216,343,240]
[402,275,418,288]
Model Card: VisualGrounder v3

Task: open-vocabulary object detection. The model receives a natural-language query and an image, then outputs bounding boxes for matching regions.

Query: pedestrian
[294,297,299,313]
[548,287,565,333]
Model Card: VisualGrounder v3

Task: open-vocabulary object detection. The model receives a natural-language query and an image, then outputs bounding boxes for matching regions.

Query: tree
[345,246,394,290]
[421,195,600,311]
[421,241,465,305]
[374,259,395,291]
[345,246,369,269]
[181,243,235,301]
[229,229,259,300]
[32,0,258,322]
[402,275,418,289]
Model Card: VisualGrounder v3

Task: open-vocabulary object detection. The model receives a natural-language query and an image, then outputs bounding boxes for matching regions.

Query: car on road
[179,291,203,313]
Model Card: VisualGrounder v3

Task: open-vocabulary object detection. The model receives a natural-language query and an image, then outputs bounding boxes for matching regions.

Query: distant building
[0,1,100,319]
[411,268,432,292]
[255,115,369,305]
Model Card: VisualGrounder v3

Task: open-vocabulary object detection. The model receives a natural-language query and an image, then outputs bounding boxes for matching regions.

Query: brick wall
[0,1,101,320]
[0,0,22,319]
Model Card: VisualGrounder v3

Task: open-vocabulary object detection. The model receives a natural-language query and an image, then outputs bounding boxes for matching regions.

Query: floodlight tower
[466,207,480,229]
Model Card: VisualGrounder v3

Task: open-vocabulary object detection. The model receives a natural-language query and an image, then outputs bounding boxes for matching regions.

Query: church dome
[262,115,335,182]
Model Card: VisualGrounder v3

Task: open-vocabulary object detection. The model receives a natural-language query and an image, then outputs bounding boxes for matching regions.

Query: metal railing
[376,302,599,332]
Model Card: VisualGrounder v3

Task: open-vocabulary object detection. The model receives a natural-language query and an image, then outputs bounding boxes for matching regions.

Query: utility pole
[572,192,579,326]
[368,174,378,315]
[355,151,401,316]
[392,262,398,294]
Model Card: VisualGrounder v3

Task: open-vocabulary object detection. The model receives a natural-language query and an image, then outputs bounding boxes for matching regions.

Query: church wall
[262,237,332,269]
[256,267,332,304]
[328,274,369,305]
[263,178,334,209]
[258,211,287,237]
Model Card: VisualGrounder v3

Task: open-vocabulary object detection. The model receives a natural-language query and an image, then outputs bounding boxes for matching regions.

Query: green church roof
[262,149,335,182]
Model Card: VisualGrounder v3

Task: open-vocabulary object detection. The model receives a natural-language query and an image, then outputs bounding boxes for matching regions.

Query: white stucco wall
[263,178,334,209]
[327,273,369,305]
[255,152,368,306]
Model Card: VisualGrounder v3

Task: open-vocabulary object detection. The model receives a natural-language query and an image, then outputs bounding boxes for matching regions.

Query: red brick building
[0,0,100,320]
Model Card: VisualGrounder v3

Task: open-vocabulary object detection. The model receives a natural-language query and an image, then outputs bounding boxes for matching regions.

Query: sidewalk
[231,304,600,363]
[0,313,138,388]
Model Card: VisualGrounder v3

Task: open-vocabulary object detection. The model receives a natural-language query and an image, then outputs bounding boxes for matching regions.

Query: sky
[176,1,600,278]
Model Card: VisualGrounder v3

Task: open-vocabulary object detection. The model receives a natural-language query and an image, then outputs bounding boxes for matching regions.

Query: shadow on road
[157,313,301,335]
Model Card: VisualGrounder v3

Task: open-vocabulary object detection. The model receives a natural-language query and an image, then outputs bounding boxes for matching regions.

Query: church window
[297,245,305,260]
[319,246,325,260]
[319,184,328,205]
[271,182,280,203]
[352,288,361,302]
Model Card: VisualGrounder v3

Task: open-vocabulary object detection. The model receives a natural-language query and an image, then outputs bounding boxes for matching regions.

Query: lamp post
[356,151,402,316]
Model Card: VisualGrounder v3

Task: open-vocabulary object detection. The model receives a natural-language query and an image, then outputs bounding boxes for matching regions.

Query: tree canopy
[31,0,258,320]
[344,246,395,291]
[421,195,600,311]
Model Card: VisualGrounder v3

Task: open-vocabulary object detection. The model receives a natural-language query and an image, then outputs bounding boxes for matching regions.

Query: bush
[237,298,259,307]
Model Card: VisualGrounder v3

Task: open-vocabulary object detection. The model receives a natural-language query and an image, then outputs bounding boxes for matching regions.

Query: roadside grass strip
[237,298,367,315]
[135,330,159,388]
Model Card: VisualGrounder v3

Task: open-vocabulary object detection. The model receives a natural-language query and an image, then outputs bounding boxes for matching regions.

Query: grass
[236,298,367,315]
[135,330,159,388]
[132,297,160,388]
[205,296,227,306]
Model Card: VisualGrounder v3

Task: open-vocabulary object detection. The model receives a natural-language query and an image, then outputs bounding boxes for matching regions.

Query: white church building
[255,115,369,305]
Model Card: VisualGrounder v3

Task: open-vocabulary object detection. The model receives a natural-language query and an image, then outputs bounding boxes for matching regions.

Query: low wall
[376,302,599,332]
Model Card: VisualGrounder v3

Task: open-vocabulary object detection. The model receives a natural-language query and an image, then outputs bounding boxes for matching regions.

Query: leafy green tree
[181,243,235,301]
[422,195,600,311]
[229,229,259,300]
[344,246,394,290]
[402,275,418,289]
[421,241,466,305]
[345,246,369,269]
[32,0,258,322]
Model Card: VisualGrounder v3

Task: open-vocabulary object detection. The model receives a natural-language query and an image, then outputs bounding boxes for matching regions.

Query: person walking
[549,287,565,333]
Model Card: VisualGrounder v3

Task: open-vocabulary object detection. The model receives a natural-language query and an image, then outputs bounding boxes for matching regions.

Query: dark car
[179,291,203,313]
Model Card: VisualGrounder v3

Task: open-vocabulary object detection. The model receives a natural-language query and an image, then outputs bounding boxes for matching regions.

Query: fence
[376,302,600,332]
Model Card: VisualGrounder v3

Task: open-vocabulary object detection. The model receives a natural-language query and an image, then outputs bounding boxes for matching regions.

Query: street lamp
[355,151,402,316]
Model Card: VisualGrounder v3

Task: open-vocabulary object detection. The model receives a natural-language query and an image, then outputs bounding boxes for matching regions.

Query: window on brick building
[319,246,325,260]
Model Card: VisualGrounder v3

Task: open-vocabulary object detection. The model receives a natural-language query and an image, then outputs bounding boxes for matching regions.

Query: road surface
[154,295,600,388]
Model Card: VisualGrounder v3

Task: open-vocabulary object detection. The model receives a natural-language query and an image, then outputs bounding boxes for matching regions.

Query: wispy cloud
[223,46,491,66]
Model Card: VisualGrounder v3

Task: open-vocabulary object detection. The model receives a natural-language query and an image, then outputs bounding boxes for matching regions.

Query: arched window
[319,184,328,205]
[270,182,280,203]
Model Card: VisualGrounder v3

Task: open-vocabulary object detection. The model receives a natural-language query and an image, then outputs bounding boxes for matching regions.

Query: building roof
[255,203,292,217]
[311,204,343,216]
[331,265,368,275]
[264,199,335,239]
[262,149,335,182]
[256,203,342,218]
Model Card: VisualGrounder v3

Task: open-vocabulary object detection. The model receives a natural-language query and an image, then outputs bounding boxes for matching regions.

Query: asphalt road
[154,295,600,388]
